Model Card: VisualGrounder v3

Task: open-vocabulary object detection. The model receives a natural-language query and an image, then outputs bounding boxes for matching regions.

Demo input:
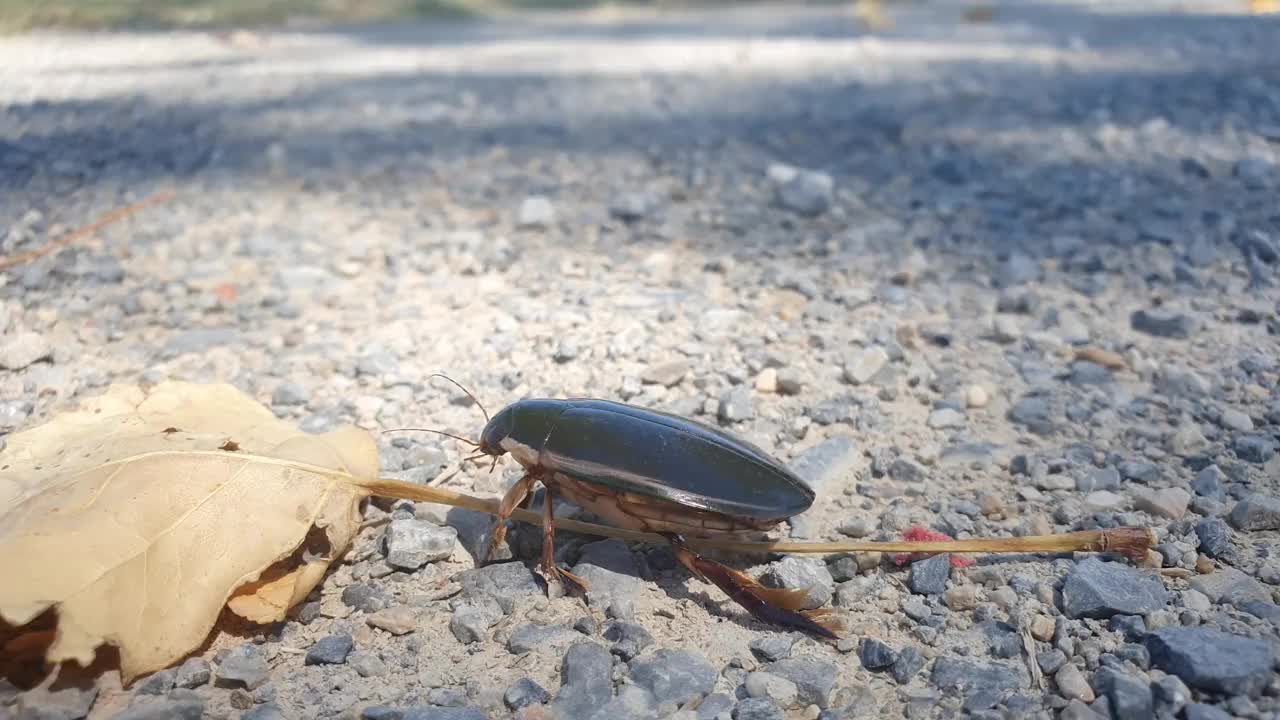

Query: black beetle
[411,377,842,639]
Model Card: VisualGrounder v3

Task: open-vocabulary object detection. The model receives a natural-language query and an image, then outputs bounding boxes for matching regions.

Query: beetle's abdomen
[539,402,814,521]
[548,473,778,538]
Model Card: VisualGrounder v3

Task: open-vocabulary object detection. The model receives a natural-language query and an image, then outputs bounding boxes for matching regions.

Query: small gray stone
[553,337,579,363]
[1094,666,1153,720]
[1234,435,1276,464]
[844,346,889,385]
[271,382,307,406]
[383,518,457,570]
[1191,465,1225,498]
[602,620,654,660]
[629,648,717,707]
[762,556,835,609]
[137,669,175,696]
[717,386,754,423]
[507,623,584,655]
[1133,488,1190,520]
[1054,663,1093,703]
[1189,567,1270,606]
[1008,396,1054,435]
[1037,650,1067,674]
[858,639,896,670]
[733,697,784,720]
[641,360,689,387]
[927,407,966,429]
[305,633,353,665]
[1228,493,1280,530]
[216,645,270,689]
[0,330,52,370]
[1077,466,1121,492]
[552,643,613,720]
[766,656,837,708]
[908,553,950,595]
[610,191,655,221]
[455,561,542,614]
[1131,308,1199,338]
[588,684,657,720]
[1195,519,1232,558]
[773,166,833,216]
[1060,558,1168,619]
[12,683,98,720]
[696,693,735,720]
[787,436,858,492]
[1146,627,1275,696]
[744,672,798,709]
[1118,460,1160,483]
[1219,408,1254,432]
[367,605,417,635]
[173,657,210,688]
[929,656,1030,697]
[350,652,388,678]
[112,696,204,720]
[570,539,642,619]
[749,634,796,663]
[505,677,551,710]
[341,583,389,613]
[517,196,555,228]
[891,647,925,684]
[1183,704,1234,720]
[450,594,504,645]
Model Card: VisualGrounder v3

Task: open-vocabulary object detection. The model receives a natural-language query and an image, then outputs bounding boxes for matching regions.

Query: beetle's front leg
[483,472,537,564]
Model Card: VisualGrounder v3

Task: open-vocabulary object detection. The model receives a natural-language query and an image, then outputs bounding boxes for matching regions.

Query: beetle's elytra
[472,396,842,639]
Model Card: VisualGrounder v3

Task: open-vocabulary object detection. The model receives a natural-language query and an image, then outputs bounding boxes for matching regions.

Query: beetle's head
[478,404,515,457]
[477,399,566,464]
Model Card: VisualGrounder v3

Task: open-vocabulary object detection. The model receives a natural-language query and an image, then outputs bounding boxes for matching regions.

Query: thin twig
[358,476,1156,562]
[0,190,175,271]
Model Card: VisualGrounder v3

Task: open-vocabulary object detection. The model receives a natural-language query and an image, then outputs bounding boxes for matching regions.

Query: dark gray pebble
[1060,558,1168,619]
[551,642,614,720]
[1094,666,1154,720]
[1145,626,1275,696]
[858,638,896,670]
[602,620,654,660]
[628,648,717,707]
[505,678,551,710]
[908,553,950,595]
[748,634,796,663]
[305,633,354,665]
[1131,308,1199,338]
[733,697,785,720]
[766,656,837,708]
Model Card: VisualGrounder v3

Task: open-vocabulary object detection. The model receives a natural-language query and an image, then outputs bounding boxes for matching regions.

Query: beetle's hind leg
[538,482,589,595]
[482,472,537,564]
[663,533,843,641]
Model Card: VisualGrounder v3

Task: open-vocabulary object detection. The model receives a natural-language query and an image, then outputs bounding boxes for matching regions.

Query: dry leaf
[0,381,378,682]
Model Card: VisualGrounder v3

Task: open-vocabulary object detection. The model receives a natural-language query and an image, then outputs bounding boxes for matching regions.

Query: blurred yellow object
[853,0,892,30]
[1249,0,1278,12]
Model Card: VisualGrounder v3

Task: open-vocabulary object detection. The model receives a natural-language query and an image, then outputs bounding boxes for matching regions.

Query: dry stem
[361,476,1156,563]
[0,190,174,270]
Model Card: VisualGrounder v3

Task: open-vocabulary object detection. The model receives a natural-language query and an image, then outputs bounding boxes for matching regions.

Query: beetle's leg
[539,484,589,594]
[483,473,536,564]
[663,533,843,641]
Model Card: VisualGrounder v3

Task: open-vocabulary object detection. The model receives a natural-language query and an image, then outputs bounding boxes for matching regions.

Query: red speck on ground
[892,525,976,568]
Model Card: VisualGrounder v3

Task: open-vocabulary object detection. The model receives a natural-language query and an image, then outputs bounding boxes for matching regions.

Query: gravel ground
[3,1,1280,718]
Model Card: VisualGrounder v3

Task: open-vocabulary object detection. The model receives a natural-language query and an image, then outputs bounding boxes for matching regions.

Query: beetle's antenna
[381,427,480,448]
[430,373,490,424]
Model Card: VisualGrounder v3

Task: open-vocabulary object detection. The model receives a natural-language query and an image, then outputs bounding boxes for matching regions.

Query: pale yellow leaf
[0,381,378,682]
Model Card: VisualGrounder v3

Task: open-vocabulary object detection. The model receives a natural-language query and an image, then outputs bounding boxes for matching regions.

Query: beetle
[408,376,842,639]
